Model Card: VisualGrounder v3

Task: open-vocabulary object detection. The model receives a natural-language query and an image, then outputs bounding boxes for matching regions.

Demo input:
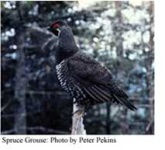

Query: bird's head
[47,20,68,36]
[47,20,78,64]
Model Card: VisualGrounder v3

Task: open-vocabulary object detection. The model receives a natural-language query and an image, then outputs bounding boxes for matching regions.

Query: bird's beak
[46,26,61,36]
[46,26,51,32]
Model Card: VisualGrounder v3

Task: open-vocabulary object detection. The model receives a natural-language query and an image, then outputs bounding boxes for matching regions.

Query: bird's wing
[68,52,113,85]
[68,52,136,110]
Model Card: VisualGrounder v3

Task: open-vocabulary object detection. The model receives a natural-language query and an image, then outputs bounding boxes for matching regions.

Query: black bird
[48,20,136,111]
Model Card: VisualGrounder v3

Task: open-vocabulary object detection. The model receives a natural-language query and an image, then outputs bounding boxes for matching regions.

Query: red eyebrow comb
[53,23,60,28]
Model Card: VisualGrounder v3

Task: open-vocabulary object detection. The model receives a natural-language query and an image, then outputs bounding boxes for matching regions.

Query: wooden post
[71,99,86,134]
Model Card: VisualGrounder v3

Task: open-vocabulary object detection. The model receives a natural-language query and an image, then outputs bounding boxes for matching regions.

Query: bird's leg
[72,99,86,115]
[72,104,85,116]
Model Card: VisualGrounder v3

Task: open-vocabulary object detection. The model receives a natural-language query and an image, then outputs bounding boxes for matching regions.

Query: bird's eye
[53,23,60,29]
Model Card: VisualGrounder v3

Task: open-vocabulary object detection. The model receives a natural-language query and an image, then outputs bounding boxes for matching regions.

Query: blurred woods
[1,1,154,134]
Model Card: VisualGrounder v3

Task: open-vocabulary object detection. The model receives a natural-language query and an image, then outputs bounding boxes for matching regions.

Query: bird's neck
[56,27,79,64]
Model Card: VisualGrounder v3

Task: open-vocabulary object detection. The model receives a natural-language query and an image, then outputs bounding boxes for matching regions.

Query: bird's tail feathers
[112,94,137,111]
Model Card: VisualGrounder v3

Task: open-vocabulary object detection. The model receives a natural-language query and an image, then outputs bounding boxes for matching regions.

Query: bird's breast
[56,60,86,102]
[56,60,69,92]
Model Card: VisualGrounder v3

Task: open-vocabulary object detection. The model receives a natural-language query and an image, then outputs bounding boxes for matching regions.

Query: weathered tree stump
[71,99,86,135]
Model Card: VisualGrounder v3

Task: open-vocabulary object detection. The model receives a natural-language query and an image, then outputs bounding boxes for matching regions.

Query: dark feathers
[66,51,136,111]
[49,20,136,111]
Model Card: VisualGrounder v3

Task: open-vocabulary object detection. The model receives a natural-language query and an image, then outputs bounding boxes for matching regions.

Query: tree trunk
[106,104,111,134]
[14,33,27,134]
[146,1,154,134]
[71,99,86,134]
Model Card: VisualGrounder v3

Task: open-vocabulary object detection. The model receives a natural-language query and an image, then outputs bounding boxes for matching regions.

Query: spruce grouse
[47,20,136,111]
